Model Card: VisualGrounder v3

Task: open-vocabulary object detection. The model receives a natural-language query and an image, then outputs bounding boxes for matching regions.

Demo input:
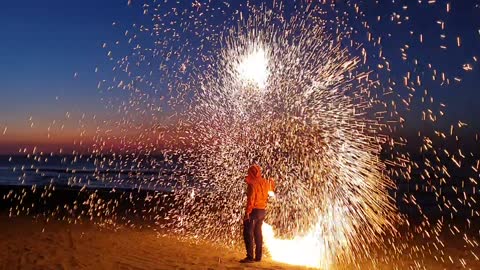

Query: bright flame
[263,223,325,268]
[263,204,354,269]
[236,46,270,89]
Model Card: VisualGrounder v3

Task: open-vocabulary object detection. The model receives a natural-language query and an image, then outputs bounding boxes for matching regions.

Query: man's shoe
[254,258,261,262]
[239,257,255,263]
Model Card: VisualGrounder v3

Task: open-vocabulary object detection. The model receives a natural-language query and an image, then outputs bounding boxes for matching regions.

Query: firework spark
[160,7,400,267]
[6,1,480,269]
[88,1,479,268]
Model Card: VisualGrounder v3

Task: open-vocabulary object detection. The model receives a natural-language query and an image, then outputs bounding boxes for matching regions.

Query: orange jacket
[245,165,275,216]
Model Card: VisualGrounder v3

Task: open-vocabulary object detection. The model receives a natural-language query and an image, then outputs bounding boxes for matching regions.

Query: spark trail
[88,0,480,268]
[160,6,399,268]
[8,1,478,269]
[87,1,480,268]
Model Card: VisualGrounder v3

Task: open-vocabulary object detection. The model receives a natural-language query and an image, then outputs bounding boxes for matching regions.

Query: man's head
[246,164,262,183]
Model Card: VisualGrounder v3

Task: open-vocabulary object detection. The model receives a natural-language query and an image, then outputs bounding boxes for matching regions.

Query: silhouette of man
[240,164,275,263]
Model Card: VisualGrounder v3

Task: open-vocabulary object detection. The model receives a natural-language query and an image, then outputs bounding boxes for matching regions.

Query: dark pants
[243,208,266,260]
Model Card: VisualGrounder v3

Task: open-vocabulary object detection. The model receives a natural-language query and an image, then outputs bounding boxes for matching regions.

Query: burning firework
[88,0,479,268]
[157,4,400,268]
[5,0,480,269]
[188,36,393,265]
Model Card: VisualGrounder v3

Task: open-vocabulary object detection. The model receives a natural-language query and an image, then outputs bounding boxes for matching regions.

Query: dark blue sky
[360,0,480,130]
[0,0,131,133]
[0,0,479,148]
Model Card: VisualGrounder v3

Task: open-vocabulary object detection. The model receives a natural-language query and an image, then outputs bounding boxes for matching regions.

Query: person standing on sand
[240,164,275,263]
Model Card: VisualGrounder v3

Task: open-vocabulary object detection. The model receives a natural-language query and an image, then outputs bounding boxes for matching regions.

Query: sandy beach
[0,186,479,270]
[0,214,479,270]
[0,215,310,270]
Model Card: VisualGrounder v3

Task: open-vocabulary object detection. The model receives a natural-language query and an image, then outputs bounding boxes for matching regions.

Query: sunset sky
[0,0,131,153]
[1,0,479,154]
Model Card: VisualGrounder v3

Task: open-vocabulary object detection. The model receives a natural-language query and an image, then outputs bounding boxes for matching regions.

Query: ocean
[0,155,176,192]
[0,154,476,220]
